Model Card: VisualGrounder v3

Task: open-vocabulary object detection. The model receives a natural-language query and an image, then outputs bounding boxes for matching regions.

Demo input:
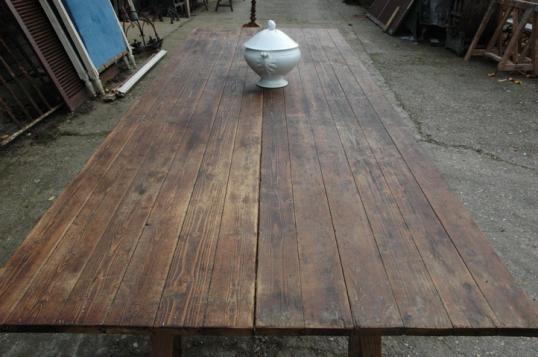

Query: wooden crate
[465,0,538,75]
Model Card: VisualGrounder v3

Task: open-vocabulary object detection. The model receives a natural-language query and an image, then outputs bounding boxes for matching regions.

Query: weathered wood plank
[6,32,221,326]
[304,30,451,329]
[6,117,162,325]
[255,87,305,330]
[314,29,499,329]
[282,29,353,330]
[0,31,203,324]
[54,32,232,326]
[1,28,536,337]
[151,333,182,357]
[154,32,248,328]
[203,70,263,329]
[349,335,382,357]
[296,28,402,329]
[327,28,538,329]
[105,31,242,328]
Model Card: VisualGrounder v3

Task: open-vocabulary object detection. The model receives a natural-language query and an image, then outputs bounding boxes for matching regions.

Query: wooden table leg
[151,333,182,357]
[348,335,381,357]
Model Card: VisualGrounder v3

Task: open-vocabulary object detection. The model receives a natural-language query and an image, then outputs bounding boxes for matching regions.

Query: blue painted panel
[63,0,127,70]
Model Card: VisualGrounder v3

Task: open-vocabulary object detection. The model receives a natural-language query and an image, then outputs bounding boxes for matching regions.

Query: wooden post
[348,335,382,357]
[499,7,533,67]
[464,0,497,62]
[243,0,260,28]
[486,7,513,51]
[185,0,191,18]
[151,333,182,357]
[531,11,538,76]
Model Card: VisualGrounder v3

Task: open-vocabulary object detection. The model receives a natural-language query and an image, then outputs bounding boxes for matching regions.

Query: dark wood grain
[151,333,182,357]
[302,29,451,329]
[296,28,402,329]
[154,31,248,329]
[56,32,230,326]
[105,30,241,328]
[314,28,499,329]
[283,30,353,331]
[256,87,305,330]
[349,335,382,357]
[285,91,353,330]
[0,32,200,323]
[327,28,538,330]
[0,29,536,338]
[203,69,263,330]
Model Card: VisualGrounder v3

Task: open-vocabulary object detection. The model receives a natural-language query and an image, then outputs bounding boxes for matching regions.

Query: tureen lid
[244,20,299,51]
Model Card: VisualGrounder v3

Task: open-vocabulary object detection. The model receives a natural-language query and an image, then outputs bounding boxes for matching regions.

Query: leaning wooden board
[0,28,536,356]
[367,0,414,34]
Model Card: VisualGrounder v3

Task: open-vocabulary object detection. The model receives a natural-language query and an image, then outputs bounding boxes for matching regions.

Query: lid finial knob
[268,20,276,31]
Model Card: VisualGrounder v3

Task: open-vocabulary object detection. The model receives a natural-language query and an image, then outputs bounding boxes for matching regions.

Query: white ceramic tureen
[244,20,301,89]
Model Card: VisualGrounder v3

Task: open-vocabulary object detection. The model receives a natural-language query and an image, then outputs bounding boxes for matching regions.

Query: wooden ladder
[465,0,538,75]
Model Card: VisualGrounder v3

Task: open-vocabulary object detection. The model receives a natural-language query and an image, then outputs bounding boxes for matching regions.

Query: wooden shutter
[5,0,87,111]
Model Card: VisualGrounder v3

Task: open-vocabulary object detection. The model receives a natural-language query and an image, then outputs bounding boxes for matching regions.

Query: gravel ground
[0,0,536,356]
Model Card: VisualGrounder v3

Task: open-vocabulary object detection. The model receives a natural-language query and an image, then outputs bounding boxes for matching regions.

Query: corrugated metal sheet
[5,0,87,111]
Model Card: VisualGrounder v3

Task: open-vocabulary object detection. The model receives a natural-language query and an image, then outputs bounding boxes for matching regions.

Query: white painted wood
[50,0,105,95]
[38,0,96,96]
[117,50,167,96]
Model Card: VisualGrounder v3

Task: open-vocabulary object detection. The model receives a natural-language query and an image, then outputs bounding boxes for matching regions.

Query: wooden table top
[0,28,537,337]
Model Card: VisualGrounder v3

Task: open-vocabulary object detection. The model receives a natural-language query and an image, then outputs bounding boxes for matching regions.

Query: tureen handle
[260,51,270,59]
[267,20,276,31]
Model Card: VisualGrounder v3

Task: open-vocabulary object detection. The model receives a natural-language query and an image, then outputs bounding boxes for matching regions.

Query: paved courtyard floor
[0,1,537,355]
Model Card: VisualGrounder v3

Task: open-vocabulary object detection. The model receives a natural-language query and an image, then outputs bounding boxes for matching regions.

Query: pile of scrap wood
[366,0,493,54]
[367,0,416,34]
[465,0,538,76]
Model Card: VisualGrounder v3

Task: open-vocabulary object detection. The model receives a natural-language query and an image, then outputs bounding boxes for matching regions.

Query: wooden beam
[349,335,382,357]
[464,0,497,62]
[151,333,182,357]
[500,8,533,66]
[530,13,538,76]
[486,7,513,52]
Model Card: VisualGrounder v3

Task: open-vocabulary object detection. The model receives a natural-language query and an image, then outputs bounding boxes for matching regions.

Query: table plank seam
[318,31,496,324]
[152,30,244,328]
[280,86,306,328]
[323,29,505,328]
[107,30,242,328]
[297,27,405,330]
[1,28,536,336]
[201,32,254,328]
[98,32,233,327]
[312,28,452,329]
[293,28,358,330]
[63,31,226,326]
[252,80,264,333]
[320,28,464,329]
[0,30,209,324]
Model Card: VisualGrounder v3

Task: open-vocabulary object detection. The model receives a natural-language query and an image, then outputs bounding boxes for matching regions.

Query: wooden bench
[0,28,536,356]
